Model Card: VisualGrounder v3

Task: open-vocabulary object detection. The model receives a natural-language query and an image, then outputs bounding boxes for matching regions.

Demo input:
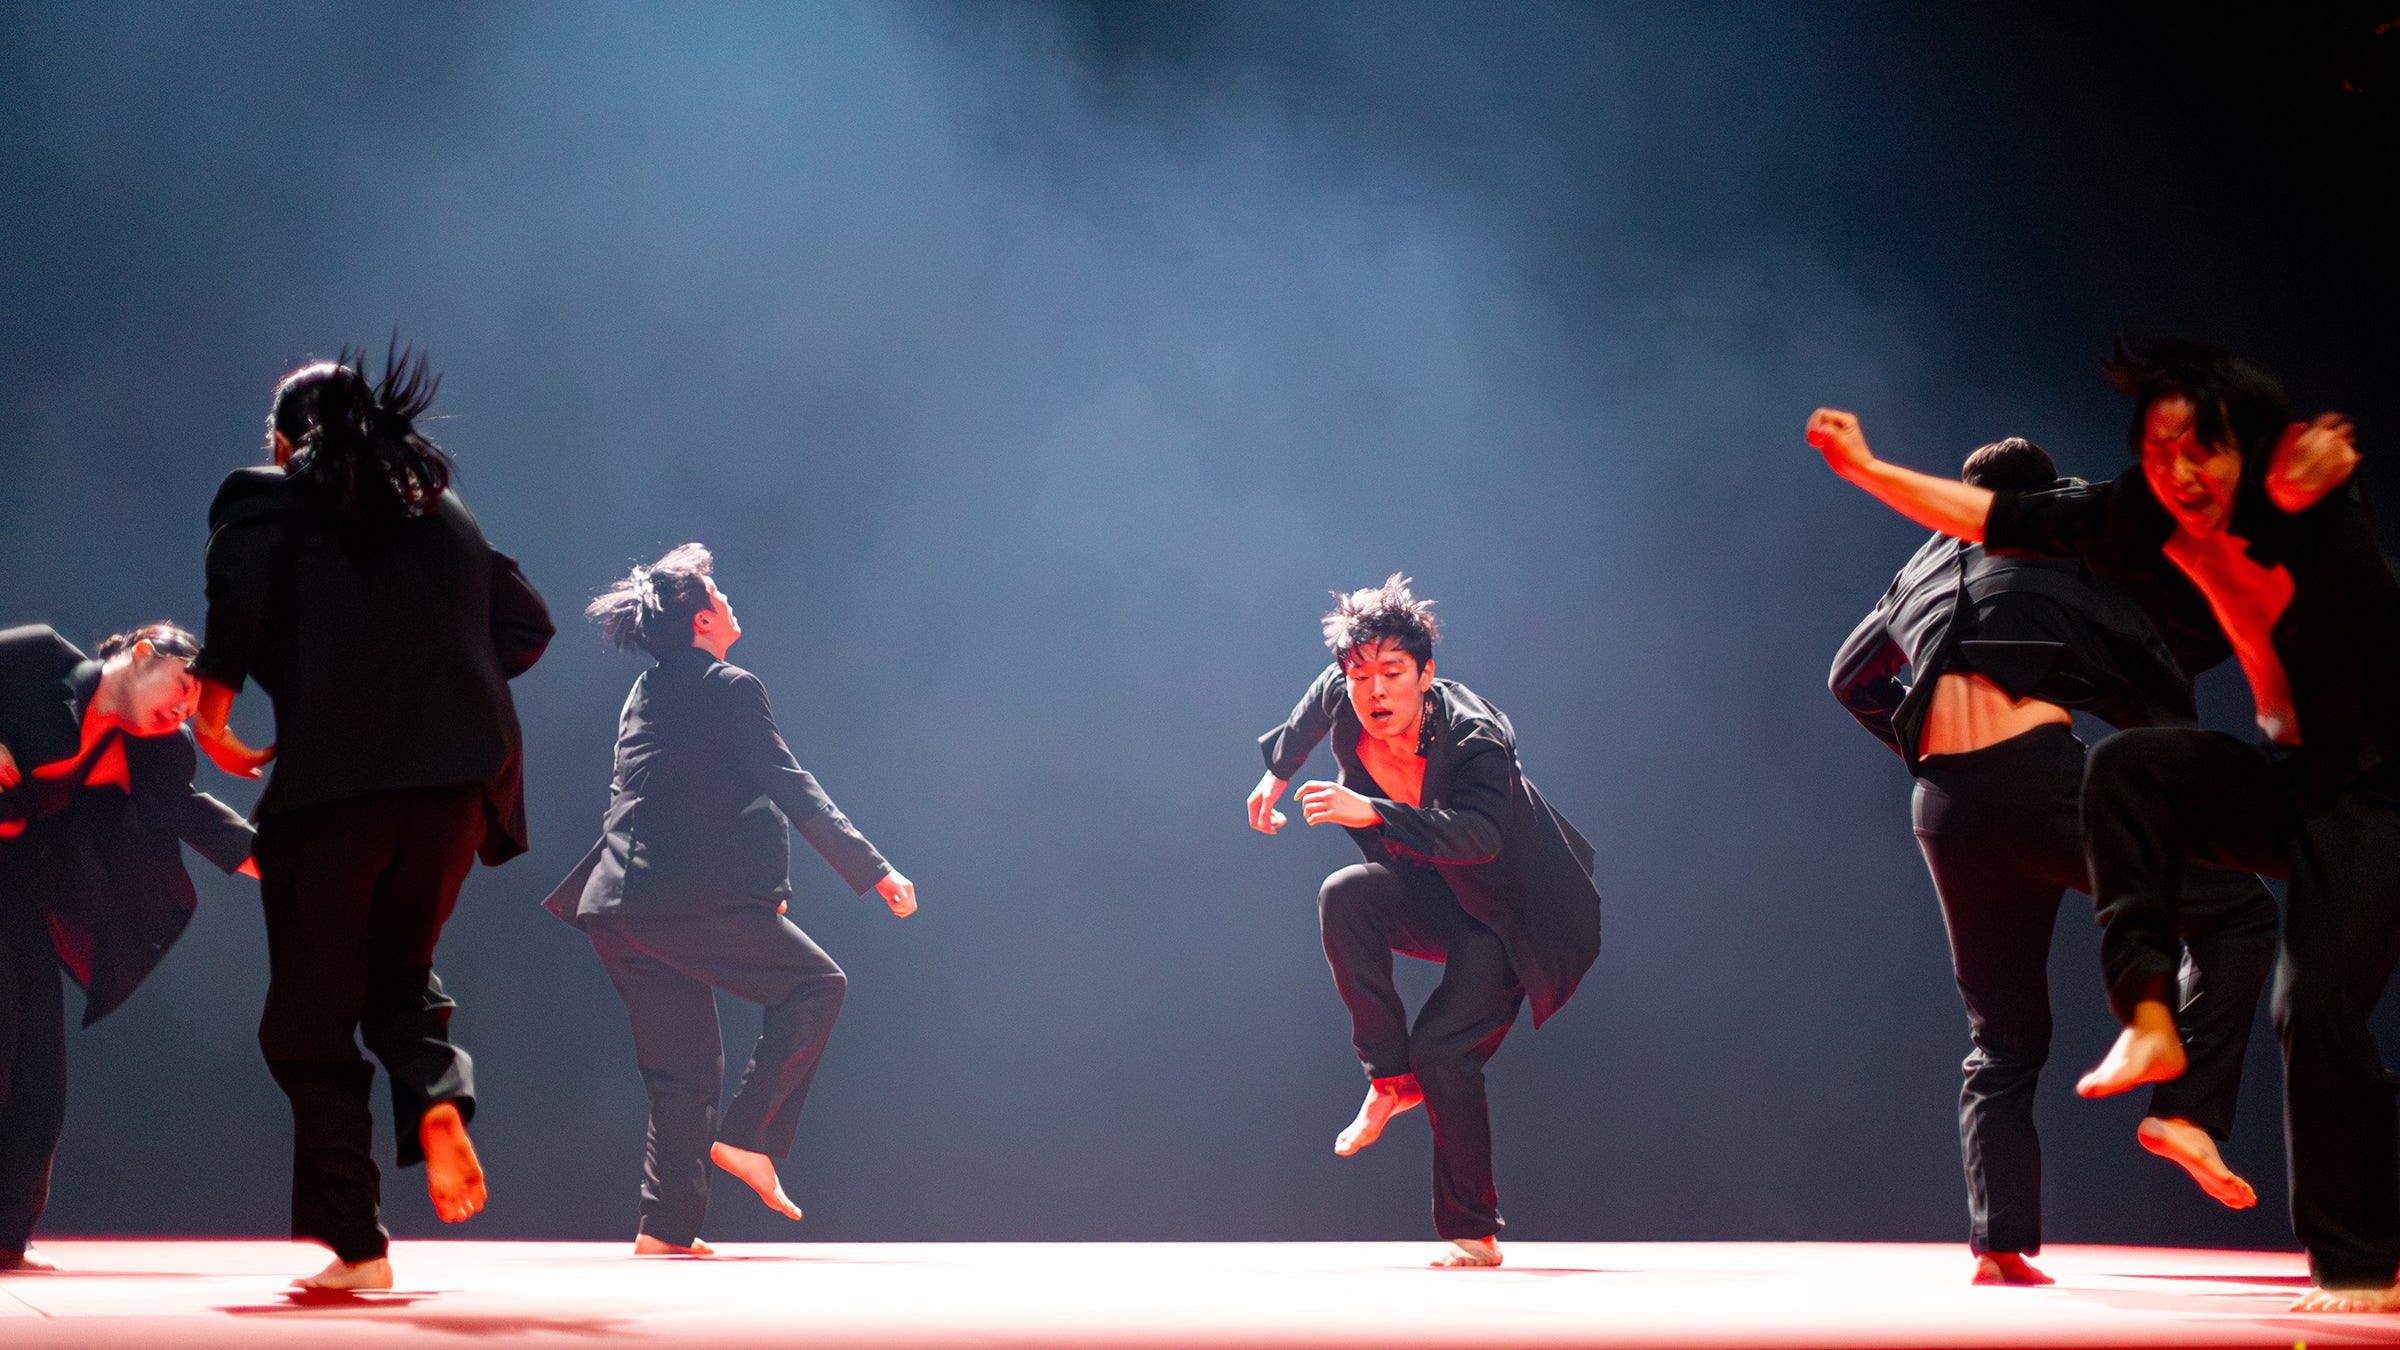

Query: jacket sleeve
[191,475,285,692]
[717,669,893,896]
[488,547,554,680]
[1828,602,1909,758]
[1364,731,1508,864]
[1983,478,2116,562]
[136,731,256,873]
[1258,664,1342,780]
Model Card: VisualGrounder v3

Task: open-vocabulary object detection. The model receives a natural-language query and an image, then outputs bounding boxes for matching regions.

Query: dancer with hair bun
[0,622,255,1273]
[546,543,916,1257]
[1248,575,1602,1268]
[190,343,553,1291]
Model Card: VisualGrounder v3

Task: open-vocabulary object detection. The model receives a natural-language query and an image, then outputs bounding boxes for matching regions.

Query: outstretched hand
[1806,408,1875,477]
[876,870,918,918]
[0,741,18,790]
[1297,780,1380,829]
[1247,771,1290,834]
[2267,412,2361,514]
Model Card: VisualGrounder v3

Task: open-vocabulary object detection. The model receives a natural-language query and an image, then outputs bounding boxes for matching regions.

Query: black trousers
[1912,724,2277,1255]
[2087,727,2400,1288]
[0,902,63,1255]
[586,901,847,1248]
[254,786,483,1264]
[1319,861,1523,1241]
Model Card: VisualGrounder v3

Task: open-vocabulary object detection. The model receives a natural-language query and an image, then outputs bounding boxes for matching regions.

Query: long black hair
[270,337,453,525]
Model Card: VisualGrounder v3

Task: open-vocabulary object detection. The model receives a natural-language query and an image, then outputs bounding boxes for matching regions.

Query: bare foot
[0,1247,57,1273]
[1430,1236,1502,1268]
[2293,1282,2400,1312]
[633,1234,714,1257]
[1971,1252,2054,1285]
[2137,1116,2257,1209]
[420,1100,487,1222]
[710,1141,803,1221]
[1335,1074,1425,1156]
[293,1255,393,1291]
[2076,999,2186,1098]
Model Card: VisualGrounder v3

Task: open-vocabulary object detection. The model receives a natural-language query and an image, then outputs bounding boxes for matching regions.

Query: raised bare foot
[1971,1252,2053,1285]
[420,1100,487,1223]
[2075,999,2186,1098]
[633,1234,714,1257]
[293,1255,393,1291]
[1430,1236,1502,1268]
[711,1141,803,1221]
[1335,1074,1425,1156]
[2293,1282,2400,1313]
[0,1247,57,1273]
[2137,1116,2257,1209]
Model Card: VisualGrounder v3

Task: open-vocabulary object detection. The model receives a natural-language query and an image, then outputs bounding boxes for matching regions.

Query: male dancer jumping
[1809,338,2399,1312]
[547,544,917,1256]
[191,346,553,1291]
[1249,575,1601,1268]
[1831,437,2278,1285]
[0,623,255,1272]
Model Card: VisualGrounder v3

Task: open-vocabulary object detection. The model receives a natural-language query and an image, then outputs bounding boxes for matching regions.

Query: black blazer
[1259,666,1601,1028]
[194,466,554,863]
[1830,530,2196,775]
[0,626,254,1024]
[544,645,892,927]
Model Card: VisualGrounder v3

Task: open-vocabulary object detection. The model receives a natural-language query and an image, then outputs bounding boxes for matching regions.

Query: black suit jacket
[544,645,892,927]
[1259,666,1601,1028]
[194,466,553,863]
[1829,530,2197,775]
[0,626,254,1024]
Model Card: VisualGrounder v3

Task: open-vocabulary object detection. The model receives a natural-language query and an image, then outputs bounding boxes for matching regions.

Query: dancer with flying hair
[190,343,553,1291]
[546,543,916,1256]
[0,623,255,1273]
[1249,575,1602,1268]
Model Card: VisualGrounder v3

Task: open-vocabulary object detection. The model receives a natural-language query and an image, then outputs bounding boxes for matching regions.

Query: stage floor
[2,1238,2393,1348]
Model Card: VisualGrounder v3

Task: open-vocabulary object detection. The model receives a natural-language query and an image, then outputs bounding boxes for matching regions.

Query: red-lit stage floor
[2,1238,2394,1348]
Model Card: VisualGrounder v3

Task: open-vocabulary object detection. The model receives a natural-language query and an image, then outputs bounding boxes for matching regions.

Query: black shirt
[1985,470,2400,790]
[544,645,892,925]
[1830,528,2195,774]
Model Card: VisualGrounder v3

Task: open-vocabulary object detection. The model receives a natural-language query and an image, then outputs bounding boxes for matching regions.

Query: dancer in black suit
[190,345,552,1291]
[1830,437,2278,1285]
[0,623,254,1272]
[1249,576,1602,1268]
[547,544,916,1255]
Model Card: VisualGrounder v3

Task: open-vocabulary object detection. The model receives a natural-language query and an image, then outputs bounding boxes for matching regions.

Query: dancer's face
[692,577,742,653]
[112,644,202,736]
[2141,395,2243,538]
[1343,641,1433,748]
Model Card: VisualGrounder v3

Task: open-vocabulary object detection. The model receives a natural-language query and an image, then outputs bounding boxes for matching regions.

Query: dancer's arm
[1808,409,1993,541]
[487,547,555,678]
[191,476,282,777]
[718,668,895,897]
[1300,733,1508,863]
[140,731,257,873]
[1829,606,1908,758]
[2266,413,2362,515]
[1253,665,1342,834]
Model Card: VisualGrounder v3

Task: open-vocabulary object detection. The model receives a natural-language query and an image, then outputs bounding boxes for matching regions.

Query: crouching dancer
[1809,337,2400,1311]
[191,346,554,1290]
[1248,576,1602,1269]
[547,545,917,1256]
[1831,437,2278,1285]
[0,623,255,1272]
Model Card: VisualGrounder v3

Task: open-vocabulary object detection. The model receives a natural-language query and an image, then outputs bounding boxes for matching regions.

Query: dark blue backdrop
[1,2,2394,1250]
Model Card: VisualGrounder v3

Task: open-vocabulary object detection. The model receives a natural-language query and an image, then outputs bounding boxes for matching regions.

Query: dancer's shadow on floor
[216,1290,633,1338]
